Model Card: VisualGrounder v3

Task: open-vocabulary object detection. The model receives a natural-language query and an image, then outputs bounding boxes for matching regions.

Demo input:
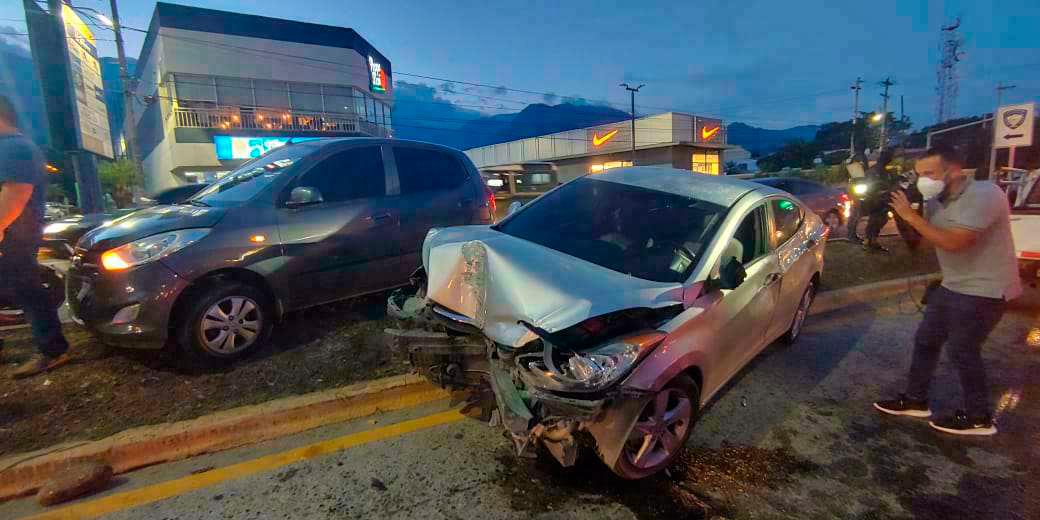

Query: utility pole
[108,0,140,191]
[878,77,895,153]
[849,77,862,155]
[988,82,1016,178]
[619,83,644,165]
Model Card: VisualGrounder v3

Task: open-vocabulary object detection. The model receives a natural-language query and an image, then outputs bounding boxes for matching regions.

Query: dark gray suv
[67,138,495,361]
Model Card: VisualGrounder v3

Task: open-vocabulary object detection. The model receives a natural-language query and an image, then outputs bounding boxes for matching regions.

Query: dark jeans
[906,286,1006,418]
[864,208,889,243]
[0,240,68,357]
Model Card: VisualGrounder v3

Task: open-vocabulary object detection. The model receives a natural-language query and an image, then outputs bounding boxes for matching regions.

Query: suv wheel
[177,282,272,361]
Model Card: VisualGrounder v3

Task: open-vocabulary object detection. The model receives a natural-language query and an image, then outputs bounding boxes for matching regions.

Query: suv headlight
[852,182,870,196]
[100,229,210,271]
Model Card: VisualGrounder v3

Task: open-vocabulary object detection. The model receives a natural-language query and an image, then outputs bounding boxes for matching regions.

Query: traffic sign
[994,103,1034,148]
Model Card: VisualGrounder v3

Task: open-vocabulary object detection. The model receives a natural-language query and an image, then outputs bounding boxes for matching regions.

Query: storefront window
[692,152,720,175]
[589,161,632,173]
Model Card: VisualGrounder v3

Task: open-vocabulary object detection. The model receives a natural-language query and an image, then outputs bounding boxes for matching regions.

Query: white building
[723,145,759,173]
[465,112,730,183]
[132,2,393,192]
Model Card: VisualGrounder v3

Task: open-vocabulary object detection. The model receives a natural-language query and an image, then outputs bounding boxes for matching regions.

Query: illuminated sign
[61,4,113,158]
[695,117,724,144]
[214,136,291,160]
[368,56,388,94]
[592,129,620,147]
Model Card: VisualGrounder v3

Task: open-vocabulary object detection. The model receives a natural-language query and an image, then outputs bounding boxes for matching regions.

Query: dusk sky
[2,0,1038,129]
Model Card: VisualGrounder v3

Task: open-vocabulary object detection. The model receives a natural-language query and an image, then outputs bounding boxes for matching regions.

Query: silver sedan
[387,166,827,479]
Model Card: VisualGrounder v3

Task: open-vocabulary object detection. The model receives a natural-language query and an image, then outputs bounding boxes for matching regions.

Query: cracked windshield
[0,0,1037,518]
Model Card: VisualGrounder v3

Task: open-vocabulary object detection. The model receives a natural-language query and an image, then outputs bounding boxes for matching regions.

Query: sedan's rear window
[497,177,727,283]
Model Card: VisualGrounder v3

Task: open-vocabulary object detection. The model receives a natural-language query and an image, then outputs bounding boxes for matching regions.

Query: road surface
[3,297,1039,519]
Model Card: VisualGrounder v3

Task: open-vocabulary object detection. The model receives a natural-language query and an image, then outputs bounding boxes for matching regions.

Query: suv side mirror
[507,201,523,216]
[717,256,747,290]
[287,186,324,207]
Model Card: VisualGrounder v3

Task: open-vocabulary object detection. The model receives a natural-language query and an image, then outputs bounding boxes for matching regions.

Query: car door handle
[763,272,782,287]
[366,213,392,222]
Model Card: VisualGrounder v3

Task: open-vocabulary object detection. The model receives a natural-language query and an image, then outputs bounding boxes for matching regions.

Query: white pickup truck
[1001,168,1040,289]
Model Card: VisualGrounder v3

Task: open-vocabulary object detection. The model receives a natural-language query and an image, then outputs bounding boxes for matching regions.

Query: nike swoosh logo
[592,129,619,146]
[701,126,720,140]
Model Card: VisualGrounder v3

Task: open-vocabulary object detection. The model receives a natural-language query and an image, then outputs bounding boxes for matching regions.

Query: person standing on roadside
[0,95,70,378]
[873,144,1020,436]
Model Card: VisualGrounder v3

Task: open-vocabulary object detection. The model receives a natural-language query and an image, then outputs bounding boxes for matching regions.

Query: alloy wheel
[623,388,694,470]
[199,296,262,355]
[790,284,815,340]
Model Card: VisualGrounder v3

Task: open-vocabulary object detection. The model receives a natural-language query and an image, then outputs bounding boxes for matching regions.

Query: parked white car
[1004,168,1040,287]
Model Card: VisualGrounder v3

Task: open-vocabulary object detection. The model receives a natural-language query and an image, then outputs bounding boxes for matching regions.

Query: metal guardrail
[173,106,390,136]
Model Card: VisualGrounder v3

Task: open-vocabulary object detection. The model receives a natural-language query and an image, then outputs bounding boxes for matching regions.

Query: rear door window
[729,205,770,265]
[394,147,468,194]
[295,146,386,203]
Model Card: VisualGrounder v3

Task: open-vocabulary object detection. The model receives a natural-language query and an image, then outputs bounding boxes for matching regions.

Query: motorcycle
[849,169,923,250]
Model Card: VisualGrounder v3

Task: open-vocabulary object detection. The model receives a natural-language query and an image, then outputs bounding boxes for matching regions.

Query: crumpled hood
[422,226,685,347]
[78,204,227,252]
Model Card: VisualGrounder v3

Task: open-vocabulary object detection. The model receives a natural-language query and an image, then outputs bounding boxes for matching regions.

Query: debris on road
[36,460,112,506]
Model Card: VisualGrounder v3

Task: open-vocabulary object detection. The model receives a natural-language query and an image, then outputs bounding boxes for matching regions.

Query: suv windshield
[497,177,727,283]
[190,145,315,206]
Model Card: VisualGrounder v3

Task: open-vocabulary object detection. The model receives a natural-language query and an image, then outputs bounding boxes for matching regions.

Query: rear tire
[176,282,272,363]
[611,374,699,480]
[781,280,816,344]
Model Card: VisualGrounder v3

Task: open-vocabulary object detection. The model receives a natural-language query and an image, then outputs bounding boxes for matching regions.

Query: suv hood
[78,205,227,252]
[421,226,686,347]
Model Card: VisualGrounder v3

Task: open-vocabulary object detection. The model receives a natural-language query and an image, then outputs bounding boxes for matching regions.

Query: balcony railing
[173,106,390,137]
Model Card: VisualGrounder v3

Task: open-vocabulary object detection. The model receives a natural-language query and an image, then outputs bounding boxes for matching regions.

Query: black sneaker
[873,394,932,418]
[929,411,997,436]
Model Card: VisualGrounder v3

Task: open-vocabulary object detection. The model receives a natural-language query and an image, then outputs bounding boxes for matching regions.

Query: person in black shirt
[0,95,70,378]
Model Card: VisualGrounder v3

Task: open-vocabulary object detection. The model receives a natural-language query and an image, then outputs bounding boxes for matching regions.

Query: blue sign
[214,136,291,160]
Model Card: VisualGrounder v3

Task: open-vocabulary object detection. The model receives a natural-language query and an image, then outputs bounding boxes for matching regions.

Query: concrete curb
[0,374,449,501]
[0,274,942,502]
[810,273,942,316]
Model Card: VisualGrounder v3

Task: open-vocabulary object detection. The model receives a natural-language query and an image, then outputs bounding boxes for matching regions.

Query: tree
[98,159,136,208]
[724,161,742,175]
[757,140,822,172]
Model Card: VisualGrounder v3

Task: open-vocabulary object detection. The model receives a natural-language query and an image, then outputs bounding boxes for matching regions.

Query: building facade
[464,112,728,183]
[132,2,393,192]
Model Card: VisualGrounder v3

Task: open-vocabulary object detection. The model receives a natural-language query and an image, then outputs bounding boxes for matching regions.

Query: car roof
[593,166,774,207]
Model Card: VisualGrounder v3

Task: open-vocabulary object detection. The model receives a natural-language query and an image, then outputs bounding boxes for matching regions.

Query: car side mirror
[287,186,323,207]
[717,256,747,290]
[507,201,523,216]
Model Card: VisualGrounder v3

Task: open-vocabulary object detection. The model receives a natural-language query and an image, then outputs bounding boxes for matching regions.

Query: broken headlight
[517,332,666,393]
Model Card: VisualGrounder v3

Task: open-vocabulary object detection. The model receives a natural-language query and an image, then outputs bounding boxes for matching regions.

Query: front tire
[611,374,699,480]
[176,282,272,362]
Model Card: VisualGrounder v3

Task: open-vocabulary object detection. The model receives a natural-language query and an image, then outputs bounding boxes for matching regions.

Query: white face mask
[917,176,946,200]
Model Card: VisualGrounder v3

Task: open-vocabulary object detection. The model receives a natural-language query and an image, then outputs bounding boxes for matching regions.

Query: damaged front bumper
[385,286,654,470]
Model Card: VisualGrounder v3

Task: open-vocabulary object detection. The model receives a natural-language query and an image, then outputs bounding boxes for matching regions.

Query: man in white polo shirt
[873,144,1020,436]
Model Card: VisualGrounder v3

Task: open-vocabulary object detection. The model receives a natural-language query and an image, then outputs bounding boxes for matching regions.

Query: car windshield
[497,177,727,283]
[189,145,314,206]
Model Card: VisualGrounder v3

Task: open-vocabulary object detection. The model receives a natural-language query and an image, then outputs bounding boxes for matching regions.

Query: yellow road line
[26,410,465,520]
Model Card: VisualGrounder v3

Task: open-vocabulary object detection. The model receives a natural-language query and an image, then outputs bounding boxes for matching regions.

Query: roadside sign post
[992,102,1034,176]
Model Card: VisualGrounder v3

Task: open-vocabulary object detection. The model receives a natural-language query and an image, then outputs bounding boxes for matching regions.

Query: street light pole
[878,77,894,153]
[619,83,644,165]
[849,77,862,155]
[106,0,140,191]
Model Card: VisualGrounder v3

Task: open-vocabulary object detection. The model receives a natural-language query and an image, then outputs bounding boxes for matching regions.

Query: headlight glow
[43,222,76,235]
[99,229,211,271]
[852,183,869,196]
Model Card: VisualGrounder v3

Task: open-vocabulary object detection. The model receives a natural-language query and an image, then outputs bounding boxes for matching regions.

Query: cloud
[493,85,508,95]
[439,82,457,95]
[542,92,558,105]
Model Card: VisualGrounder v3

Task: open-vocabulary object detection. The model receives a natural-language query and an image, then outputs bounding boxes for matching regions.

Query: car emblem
[1003,109,1028,130]
[592,129,619,147]
[701,126,721,140]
